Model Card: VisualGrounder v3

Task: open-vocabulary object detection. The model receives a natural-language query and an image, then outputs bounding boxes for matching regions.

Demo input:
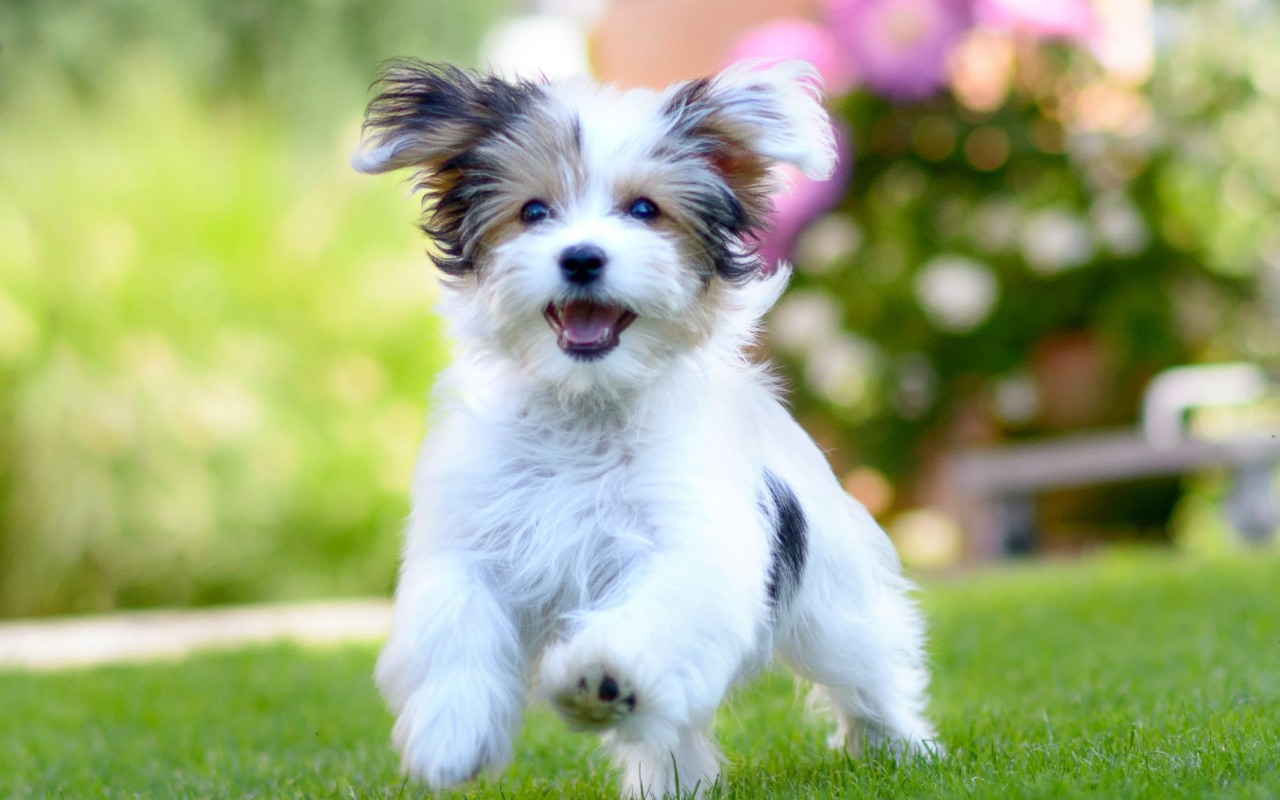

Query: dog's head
[354,61,836,400]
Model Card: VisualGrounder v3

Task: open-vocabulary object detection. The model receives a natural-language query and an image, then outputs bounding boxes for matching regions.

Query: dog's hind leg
[778,535,940,761]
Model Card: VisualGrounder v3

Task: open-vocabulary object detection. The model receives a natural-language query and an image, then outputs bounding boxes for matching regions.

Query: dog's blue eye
[628,198,660,221]
[521,200,551,224]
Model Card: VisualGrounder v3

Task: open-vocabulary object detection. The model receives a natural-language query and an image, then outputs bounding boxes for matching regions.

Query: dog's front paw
[391,683,514,788]
[554,663,638,728]
[542,644,639,729]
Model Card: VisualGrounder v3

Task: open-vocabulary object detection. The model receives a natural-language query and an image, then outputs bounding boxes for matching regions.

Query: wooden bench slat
[954,432,1280,493]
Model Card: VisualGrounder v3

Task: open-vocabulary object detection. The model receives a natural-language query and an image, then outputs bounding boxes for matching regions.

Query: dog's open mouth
[544,300,637,359]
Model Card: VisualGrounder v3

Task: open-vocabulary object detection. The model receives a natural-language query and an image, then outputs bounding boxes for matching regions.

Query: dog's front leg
[541,499,768,797]
[375,551,524,789]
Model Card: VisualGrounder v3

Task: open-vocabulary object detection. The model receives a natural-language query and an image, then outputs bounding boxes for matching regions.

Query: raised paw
[548,662,638,729]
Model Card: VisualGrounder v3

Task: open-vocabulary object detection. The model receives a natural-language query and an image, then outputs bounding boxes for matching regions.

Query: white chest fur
[408,362,769,650]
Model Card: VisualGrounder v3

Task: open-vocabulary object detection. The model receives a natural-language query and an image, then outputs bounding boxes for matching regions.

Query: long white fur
[367,60,938,798]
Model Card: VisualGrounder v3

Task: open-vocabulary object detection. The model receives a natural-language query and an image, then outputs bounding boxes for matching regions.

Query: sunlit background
[2,0,1277,619]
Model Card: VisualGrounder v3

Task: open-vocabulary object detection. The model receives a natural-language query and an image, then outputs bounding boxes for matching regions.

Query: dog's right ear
[351,61,534,175]
[352,62,544,278]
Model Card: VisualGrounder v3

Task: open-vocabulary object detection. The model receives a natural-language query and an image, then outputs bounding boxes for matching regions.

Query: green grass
[3,551,1278,799]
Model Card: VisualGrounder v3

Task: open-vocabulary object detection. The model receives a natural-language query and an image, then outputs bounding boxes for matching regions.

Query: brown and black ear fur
[661,77,778,226]
[657,79,778,284]
[658,61,837,283]
[352,61,545,277]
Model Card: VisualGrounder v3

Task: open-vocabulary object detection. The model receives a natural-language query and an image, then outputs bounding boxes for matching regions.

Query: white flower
[1091,193,1150,256]
[804,333,883,410]
[914,255,999,333]
[993,372,1040,424]
[794,213,863,274]
[1020,207,1096,274]
[770,289,843,353]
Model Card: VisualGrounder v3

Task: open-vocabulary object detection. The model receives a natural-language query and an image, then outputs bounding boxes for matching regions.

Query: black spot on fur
[759,469,808,610]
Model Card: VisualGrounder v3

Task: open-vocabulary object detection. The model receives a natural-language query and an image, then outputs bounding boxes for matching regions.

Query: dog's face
[354,61,835,399]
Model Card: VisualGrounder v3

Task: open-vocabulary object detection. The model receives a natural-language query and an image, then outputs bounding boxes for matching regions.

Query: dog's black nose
[560,244,607,285]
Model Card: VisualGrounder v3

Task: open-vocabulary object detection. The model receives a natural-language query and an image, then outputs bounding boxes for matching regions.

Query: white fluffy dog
[353,59,938,798]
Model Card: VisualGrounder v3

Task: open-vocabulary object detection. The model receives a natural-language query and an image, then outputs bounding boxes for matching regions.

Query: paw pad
[552,665,636,728]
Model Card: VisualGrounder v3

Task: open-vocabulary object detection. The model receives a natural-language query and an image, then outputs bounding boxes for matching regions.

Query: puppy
[353,60,938,798]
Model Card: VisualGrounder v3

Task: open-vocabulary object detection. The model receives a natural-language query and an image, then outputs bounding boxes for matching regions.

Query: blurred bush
[745,1,1280,546]
[0,0,508,616]
[5,0,1279,614]
[1,0,505,131]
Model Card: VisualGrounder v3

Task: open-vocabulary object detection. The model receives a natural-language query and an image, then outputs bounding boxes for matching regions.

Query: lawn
[2,551,1277,799]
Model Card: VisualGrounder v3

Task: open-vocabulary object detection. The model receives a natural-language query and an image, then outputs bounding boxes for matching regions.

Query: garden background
[1,0,1278,621]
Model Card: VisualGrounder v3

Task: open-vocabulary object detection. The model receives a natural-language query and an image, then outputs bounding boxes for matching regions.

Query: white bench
[948,364,1280,556]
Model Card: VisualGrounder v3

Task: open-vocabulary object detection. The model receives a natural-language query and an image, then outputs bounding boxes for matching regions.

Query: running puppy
[354,59,939,798]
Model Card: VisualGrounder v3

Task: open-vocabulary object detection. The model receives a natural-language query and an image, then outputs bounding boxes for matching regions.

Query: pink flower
[757,121,854,271]
[826,0,971,101]
[973,0,1095,40]
[727,18,858,95]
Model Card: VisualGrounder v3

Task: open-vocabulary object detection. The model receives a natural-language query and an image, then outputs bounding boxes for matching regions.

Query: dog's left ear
[663,60,838,187]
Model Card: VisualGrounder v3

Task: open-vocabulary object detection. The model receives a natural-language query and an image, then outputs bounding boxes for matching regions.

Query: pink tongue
[559,301,620,345]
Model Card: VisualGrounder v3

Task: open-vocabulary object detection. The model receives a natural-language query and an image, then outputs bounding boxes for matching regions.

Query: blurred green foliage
[3,1,1277,615]
[0,0,509,616]
[777,3,1280,504]
[0,0,506,131]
